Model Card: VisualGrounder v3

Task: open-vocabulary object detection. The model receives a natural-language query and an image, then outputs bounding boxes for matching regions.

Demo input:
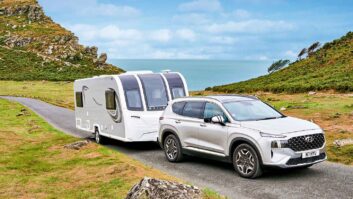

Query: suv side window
[204,102,228,122]
[172,101,186,115]
[182,101,205,119]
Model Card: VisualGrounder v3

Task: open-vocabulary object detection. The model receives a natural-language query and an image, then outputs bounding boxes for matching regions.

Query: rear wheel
[95,128,105,144]
[233,143,263,178]
[164,134,183,162]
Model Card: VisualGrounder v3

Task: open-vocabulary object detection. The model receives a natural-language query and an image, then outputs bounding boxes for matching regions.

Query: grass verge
[0,98,224,198]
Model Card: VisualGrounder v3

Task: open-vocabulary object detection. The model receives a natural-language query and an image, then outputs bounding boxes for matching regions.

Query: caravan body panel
[74,71,188,142]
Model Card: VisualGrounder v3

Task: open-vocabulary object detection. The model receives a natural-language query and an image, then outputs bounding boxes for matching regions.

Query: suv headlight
[271,140,289,148]
[260,132,286,138]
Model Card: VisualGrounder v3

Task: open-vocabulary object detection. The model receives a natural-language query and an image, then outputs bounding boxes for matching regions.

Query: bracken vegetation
[208,32,353,93]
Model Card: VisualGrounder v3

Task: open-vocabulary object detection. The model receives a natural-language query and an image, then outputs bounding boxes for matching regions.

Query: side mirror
[211,115,226,126]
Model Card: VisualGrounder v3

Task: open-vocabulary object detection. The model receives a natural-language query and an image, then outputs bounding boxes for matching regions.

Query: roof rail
[207,94,258,100]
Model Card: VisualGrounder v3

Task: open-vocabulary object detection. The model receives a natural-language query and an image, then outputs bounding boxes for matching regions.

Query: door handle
[131,116,141,119]
[200,123,206,127]
[175,120,181,124]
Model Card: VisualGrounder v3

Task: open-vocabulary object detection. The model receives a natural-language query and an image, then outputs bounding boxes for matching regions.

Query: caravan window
[75,92,83,107]
[105,90,116,110]
[138,74,169,111]
[119,75,143,111]
[163,73,186,99]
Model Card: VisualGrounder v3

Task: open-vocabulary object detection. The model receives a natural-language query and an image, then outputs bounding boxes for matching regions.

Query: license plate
[302,150,320,158]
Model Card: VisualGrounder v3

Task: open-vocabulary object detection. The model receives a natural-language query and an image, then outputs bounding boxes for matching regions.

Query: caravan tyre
[164,134,183,162]
[95,128,105,145]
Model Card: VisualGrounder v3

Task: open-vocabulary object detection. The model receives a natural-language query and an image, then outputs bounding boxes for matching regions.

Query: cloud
[94,4,140,17]
[206,19,295,33]
[178,0,222,12]
[149,29,173,42]
[172,13,210,25]
[39,0,140,18]
[69,24,142,43]
[176,29,196,41]
[209,36,237,44]
[284,50,297,58]
[232,9,251,18]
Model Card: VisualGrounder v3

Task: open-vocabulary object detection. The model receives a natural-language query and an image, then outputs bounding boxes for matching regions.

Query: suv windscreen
[204,102,228,122]
[182,101,205,119]
[223,100,284,121]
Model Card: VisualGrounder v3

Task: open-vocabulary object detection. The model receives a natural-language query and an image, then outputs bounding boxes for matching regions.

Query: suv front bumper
[263,147,326,168]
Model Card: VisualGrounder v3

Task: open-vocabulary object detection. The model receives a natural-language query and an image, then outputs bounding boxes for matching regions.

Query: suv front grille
[286,153,326,165]
[287,133,325,152]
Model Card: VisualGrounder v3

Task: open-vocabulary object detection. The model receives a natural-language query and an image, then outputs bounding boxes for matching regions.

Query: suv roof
[175,95,258,103]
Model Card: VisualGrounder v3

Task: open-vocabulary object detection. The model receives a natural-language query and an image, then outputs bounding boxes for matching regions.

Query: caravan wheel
[95,128,105,144]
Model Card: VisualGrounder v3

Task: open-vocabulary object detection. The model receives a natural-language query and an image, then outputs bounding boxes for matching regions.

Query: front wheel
[233,143,263,178]
[164,134,183,162]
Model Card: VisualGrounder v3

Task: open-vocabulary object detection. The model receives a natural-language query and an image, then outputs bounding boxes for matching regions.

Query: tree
[298,48,307,60]
[267,59,290,73]
[307,42,321,56]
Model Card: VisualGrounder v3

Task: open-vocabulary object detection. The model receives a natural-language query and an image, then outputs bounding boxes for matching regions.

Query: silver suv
[158,95,326,178]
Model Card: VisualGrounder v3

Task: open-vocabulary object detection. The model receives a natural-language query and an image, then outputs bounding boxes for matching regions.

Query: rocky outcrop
[0,0,115,70]
[126,177,202,199]
[4,35,33,47]
[0,3,45,21]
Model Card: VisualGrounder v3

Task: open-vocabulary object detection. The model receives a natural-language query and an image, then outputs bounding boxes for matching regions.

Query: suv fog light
[271,140,289,148]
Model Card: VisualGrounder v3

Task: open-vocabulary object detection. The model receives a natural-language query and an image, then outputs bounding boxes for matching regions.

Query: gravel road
[2,96,353,199]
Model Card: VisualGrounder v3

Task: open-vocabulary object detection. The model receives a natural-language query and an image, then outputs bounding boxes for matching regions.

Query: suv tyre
[164,134,184,162]
[233,143,263,178]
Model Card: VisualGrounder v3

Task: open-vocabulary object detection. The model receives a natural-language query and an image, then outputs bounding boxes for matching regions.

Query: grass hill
[208,32,353,93]
[0,0,124,81]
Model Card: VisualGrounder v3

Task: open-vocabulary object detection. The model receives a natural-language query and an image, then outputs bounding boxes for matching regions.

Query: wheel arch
[160,129,180,149]
[229,137,263,165]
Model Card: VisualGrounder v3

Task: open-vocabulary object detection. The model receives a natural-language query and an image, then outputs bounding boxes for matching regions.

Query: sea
[110,59,271,91]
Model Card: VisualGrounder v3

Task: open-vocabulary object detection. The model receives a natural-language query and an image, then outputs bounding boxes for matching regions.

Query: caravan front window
[163,73,186,99]
[119,75,144,111]
[138,74,169,111]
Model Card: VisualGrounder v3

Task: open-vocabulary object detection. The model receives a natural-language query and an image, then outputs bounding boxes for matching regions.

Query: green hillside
[0,0,124,81]
[209,32,353,93]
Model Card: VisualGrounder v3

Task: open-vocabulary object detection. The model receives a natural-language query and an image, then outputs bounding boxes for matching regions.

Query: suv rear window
[182,101,205,119]
[172,101,186,115]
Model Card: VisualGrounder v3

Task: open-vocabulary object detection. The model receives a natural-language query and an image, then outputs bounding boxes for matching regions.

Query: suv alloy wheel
[233,143,262,178]
[164,134,183,162]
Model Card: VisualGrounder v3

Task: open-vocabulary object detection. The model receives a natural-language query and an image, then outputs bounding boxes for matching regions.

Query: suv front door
[198,102,229,154]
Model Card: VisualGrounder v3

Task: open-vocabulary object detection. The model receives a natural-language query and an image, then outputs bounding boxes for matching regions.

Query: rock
[4,35,32,48]
[47,45,53,55]
[64,140,90,150]
[126,177,201,199]
[308,91,316,95]
[333,139,353,147]
[280,107,286,111]
[0,4,45,21]
[96,53,107,66]
[84,46,98,58]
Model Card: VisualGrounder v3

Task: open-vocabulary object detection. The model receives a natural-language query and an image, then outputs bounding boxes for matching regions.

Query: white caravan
[74,71,188,143]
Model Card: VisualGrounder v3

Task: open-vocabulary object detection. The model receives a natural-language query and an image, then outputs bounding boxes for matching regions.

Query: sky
[38,0,353,60]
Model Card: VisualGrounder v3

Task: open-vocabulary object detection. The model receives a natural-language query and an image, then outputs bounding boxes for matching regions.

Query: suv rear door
[173,101,205,148]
